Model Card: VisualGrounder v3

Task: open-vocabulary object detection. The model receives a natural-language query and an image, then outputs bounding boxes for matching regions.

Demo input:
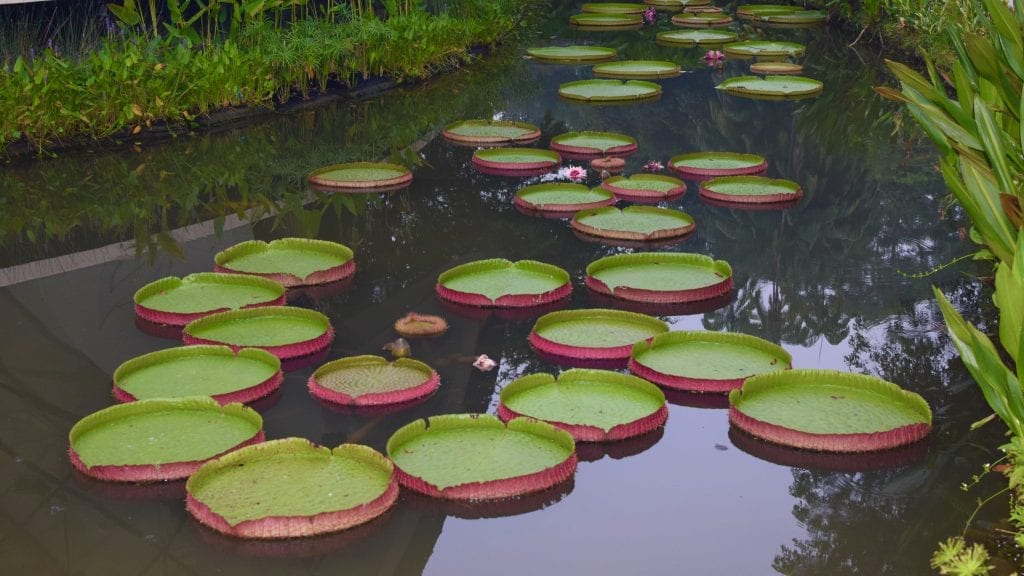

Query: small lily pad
[671,13,733,27]
[498,370,668,442]
[186,438,397,539]
[559,79,662,103]
[593,60,682,79]
[550,131,638,156]
[670,151,767,177]
[529,308,669,362]
[750,62,804,75]
[586,252,733,303]
[394,312,449,338]
[183,306,334,360]
[723,40,806,58]
[308,355,439,407]
[215,238,355,288]
[387,414,577,500]
[572,206,695,241]
[514,183,616,215]
[716,75,823,99]
[472,148,561,172]
[437,259,572,308]
[582,2,646,14]
[729,370,932,452]
[600,174,687,202]
[442,119,541,145]
[527,45,618,62]
[134,273,286,326]
[308,162,412,189]
[657,29,738,46]
[700,175,803,204]
[570,12,643,26]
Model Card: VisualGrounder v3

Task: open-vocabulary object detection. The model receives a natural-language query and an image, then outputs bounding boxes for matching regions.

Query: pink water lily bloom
[643,7,657,24]
[643,160,664,172]
[705,50,725,62]
[559,165,588,182]
[473,354,497,371]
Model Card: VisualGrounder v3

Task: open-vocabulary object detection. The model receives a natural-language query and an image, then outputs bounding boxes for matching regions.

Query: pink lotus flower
[558,165,588,182]
[642,160,664,172]
[473,354,497,371]
[643,7,657,24]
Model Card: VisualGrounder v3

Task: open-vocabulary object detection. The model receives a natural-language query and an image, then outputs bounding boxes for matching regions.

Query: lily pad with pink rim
[394,312,448,338]
[215,238,355,288]
[592,60,682,80]
[671,13,734,27]
[498,370,668,442]
[387,414,577,500]
[183,306,334,360]
[656,29,738,46]
[471,148,561,174]
[527,45,618,63]
[670,151,767,178]
[750,61,804,75]
[581,2,646,14]
[572,206,695,241]
[69,397,264,483]
[570,12,643,27]
[586,252,733,303]
[307,162,412,190]
[514,183,616,217]
[723,40,806,59]
[134,273,286,326]
[112,345,282,404]
[436,259,572,308]
[601,174,686,202]
[559,79,662,103]
[700,175,803,205]
[308,355,440,407]
[442,119,541,146]
[628,331,791,393]
[728,370,932,452]
[528,308,668,363]
[550,131,638,157]
[186,438,398,539]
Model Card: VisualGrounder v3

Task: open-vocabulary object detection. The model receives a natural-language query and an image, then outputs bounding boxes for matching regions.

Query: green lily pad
[716,75,823,99]
[515,183,616,214]
[387,414,576,498]
[215,238,355,287]
[309,355,439,406]
[586,252,733,303]
[582,2,646,14]
[183,306,332,358]
[570,12,643,26]
[437,259,571,307]
[670,151,767,177]
[186,438,397,538]
[645,0,711,7]
[729,370,933,452]
[308,162,412,189]
[723,40,806,58]
[527,45,618,62]
[750,62,804,75]
[600,174,687,201]
[671,13,733,27]
[559,79,662,103]
[550,131,638,155]
[442,119,541,145]
[472,148,561,170]
[657,29,738,46]
[593,60,682,79]
[700,175,803,204]
[629,331,791,393]
[757,10,828,25]
[572,206,695,241]
[736,4,804,18]
[134,273,285,323]
[113,345,281,403]
[530,308,669,355]
[498,370,667,440]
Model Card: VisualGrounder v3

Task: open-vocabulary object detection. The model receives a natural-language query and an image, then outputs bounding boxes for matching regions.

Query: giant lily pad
[593,60,682,80]
[629,331,791,393]
[736,4,803,18]
[550,131,638,156]
[215,238,355,288]
[700,175,803,204]
[307,162,412,190]
[113,345,282,404]
[472,148,561,173]
[514,183,616,216]
[671,13,733,27]
[601,174,687,202]
[134,273,286,326]
[437,259,572,308]
[387,414,577,500]
[756,10,828,25]
[728,370,933,452]
[527,45,618,62]
[186,438,398,539]
[559,79,662,103]
[670,151,767,178]
[716,75,823,99]
[183,306,334,360]
[723,40,806,58]
[570,12,643,26]
[308,355,439,407]
[498,370,668,442]
[529,308,669,362]
[586,252,733,303]
[69,397,264,482]
[442,119,541,145]
[657,29,738,46]
[572,206,695,241]
[645,0,711,7]
[581,2,646,14]
[750,61,804,75]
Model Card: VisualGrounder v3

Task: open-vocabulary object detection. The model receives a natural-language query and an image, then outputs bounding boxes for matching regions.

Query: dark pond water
[0,3,1012,575]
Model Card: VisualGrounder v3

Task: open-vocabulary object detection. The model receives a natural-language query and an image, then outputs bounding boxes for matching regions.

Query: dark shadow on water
[575,427,665,462]
[728,427,931,472]
[400,478,575,520]
[662,389,731,409]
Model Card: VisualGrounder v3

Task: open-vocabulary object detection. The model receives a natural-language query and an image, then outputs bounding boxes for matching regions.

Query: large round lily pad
[559,79,662,103]
[307,162,412,190]
[586,252,733,303]
[728,370,933,452]
[186,438,398,539]
[308,355,439,407]
[113,345,282,404]
[387,414,577,500]
[498,370,668,442]
[600,174,687,202]
[472,148,561,172]
[442,119,541,145]
[529,308,669,362]
[581,2,645,14]
[527,45,618,63]
[645,0,711,7]
[593,60,682,80]
[736,4,803,18]
[671,13,733,27]
[437,259,572,308]
[134,273,285,326]
[215,238,355,288]
[716,75,823,99]
[69,397,264,482]
[723,41,806,58]
[183,306,334,360]
[550,131,638,156]
[700,175,803,204]
[670,151,767,178]
[657,29,738,46]
[572,206,695,241]
[756,10,828,25]
[629,331,791,393]
[514,183,616,216]
[570,12,643,26]
[750,61,804,75]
